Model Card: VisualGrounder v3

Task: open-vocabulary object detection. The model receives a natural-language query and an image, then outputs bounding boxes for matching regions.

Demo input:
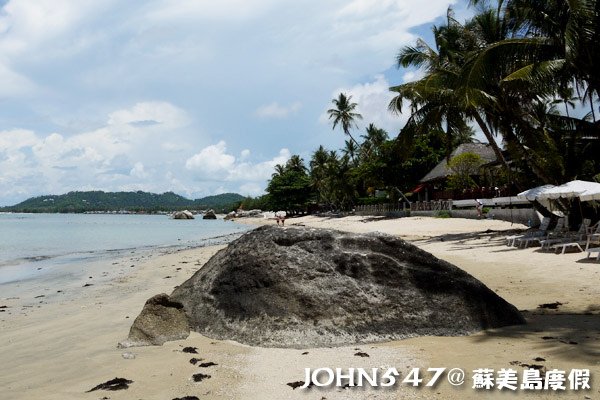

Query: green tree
[266,155,312,213]
[446,152,484,190]
[390,2,600,190]
[341,139,359,165]
[389,9,508,170]
[327,93,363,147]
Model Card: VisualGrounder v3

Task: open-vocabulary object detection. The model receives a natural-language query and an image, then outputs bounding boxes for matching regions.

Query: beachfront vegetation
[2,191,245,213]
[236,123,461,213]
[391,0,600,188]
[248,0,600,213]
[266,156,312,213]
[447,152,485,190]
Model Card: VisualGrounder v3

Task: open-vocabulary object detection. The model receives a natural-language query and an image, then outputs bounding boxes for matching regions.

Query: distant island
[0,191,246,214]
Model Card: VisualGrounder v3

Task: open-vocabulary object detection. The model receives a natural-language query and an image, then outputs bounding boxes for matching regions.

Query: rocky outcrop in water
[202,210,217,219]
[172,210,195,220]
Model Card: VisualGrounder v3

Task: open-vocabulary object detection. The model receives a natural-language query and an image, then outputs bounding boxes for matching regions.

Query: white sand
[1,216,599,399]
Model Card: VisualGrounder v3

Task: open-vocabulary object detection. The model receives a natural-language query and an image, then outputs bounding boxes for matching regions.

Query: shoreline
[1,216,599,399]
[0,216,248,286]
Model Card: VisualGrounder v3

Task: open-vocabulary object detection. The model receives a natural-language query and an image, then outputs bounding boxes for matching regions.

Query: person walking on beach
[275,211,286,226]
[475,199,483,219]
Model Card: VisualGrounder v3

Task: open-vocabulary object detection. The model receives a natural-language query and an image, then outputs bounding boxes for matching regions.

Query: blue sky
[0,0,473,205]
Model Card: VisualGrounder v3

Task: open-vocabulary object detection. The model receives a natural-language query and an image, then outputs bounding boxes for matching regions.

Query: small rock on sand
[86,377,133,392]
[182,346,198,354]
[198,362,217,368]
[192,373,210,382]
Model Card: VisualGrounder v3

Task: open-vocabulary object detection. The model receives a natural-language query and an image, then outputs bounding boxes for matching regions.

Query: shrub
[436,210,452,218]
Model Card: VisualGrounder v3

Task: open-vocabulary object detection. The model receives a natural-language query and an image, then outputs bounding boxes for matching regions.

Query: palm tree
[389,10,508,167]
[341,139,359,165]
[460,0,599,182]
[286,155,306,172]
[361,124,389,158]
[364,124,388,146]
[327,93,363,147]
[271,164,285,178]
[309,146,329,203]
[391,1,599,188]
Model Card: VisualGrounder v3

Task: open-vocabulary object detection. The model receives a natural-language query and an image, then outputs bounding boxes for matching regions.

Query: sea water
[0,213,251,285]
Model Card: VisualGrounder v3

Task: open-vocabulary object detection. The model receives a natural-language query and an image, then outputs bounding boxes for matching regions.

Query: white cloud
[0,101,198,202]
[185,141,236,178]
[255,102,302,119]
[228,148,291,181]
[107,101,189,128]
[323,0,457,72]
[0,63,37,98]
[0,129,39,151]
[0,0,112,55]
[146,0,277,23]
[186,141,290,182]
[0,0,459,204]
[239,182,264,196]
[130,162,148,179]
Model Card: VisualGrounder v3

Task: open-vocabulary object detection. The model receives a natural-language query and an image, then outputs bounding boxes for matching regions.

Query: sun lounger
[545,221,599,255]
[550,241,585,254]
[583,222,600,250]
[506,217,551,247]
[586,247,600,260]
[516,218,566,248]
[540,219,591,251]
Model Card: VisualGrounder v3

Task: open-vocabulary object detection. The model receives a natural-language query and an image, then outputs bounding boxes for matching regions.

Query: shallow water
[0,213,250,284]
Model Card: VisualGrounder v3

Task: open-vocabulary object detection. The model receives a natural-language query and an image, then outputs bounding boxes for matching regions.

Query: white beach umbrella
[537,180,597,200]
[579,181,600,202]
[517,184,555,201]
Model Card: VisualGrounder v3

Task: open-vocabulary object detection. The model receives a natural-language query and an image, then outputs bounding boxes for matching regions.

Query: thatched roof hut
[420,143,497,183]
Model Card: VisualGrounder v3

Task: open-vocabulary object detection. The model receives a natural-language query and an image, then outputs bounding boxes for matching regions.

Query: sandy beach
[1,216,599,399]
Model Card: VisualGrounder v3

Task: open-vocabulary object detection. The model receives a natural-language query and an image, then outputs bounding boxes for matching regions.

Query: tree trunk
[471,112,519,190]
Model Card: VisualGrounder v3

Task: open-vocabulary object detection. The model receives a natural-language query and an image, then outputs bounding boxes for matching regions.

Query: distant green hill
[193,193,246,209]
[1,191,245,213]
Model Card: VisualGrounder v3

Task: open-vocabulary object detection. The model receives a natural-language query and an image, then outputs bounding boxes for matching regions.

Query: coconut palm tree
[341,139,359,165]
[309,146,329,203]
[460,0,599,182]
[389,9,508,168]
[286,155,306,172]
[362,124,388,151]
[271,164,285,178]
[392,1,600,188]
[327,93,363,147]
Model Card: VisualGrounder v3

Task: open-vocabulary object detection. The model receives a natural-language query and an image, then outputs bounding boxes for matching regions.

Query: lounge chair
[549,221,600,254]
[540,219,591,251]
[585,222,600,251]
[516,217,566,248]
[586,247,600,261]
[506,217,551,247]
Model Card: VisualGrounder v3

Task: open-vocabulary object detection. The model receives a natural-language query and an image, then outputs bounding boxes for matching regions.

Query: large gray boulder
[172,210,194,220]
[202,209,217,219]
[164,226,524,348]
[121,294,190,347]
